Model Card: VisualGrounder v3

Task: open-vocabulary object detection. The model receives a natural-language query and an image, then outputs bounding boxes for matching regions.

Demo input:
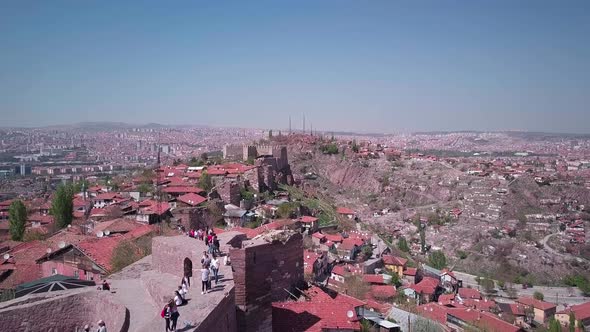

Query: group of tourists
[188,228,221,255]
[82,320,107,332]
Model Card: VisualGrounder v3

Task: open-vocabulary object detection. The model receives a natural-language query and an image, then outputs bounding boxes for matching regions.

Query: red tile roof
[323,233,343,243]
[177,193,207,206]
[410,277,440,295]
[162,186,205,194]
[404,267,418,276]
[438,293,456,306]
[417,302,449,325]
[557,301,590,320]
[516,297,556,311]
[370,285,396,299]
[300,216,318,223]
[339,237,365,251]
[336,207,355,215]
[458,287,482,300]
[272,286,364,332]
[76,225,153,271]
[312,232,326,240]
[362,274,386,285]
[382,255,407,267]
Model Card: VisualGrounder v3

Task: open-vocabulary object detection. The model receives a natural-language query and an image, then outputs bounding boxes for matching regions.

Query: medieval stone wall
[230,232,304,332]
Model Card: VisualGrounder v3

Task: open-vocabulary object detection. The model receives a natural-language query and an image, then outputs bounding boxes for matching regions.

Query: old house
[516,297,557,324]
[382,255,408,278]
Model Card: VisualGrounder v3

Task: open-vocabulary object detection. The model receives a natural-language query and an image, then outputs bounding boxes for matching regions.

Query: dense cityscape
[1,124,590,332]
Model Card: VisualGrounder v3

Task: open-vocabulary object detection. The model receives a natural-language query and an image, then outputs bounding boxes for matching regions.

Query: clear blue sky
[1,1,589,133]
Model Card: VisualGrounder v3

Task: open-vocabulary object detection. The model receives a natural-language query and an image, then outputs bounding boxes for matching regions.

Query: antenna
[303,114,306,133]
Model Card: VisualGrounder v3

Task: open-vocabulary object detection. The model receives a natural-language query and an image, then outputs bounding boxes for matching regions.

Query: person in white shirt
[174,290,184,306]
[96,320,107,332]
[210,256,220,285]
[201,265,210,294]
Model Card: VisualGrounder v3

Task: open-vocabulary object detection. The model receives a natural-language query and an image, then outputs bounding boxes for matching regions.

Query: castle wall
[230,233,304,332]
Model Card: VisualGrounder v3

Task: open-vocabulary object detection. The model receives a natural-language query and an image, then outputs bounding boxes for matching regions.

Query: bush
[456,250,468,259]
[111,236,153,272]
[533,291,544,301]
[320,144,339,155]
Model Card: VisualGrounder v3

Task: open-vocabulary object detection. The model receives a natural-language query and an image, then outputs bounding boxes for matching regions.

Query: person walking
[161,302,172,332]
[213,235,220,255]
[210,255,220,285]
[201,264,210,294]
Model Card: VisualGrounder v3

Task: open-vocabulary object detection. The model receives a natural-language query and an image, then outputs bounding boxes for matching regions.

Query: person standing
[210,255,220,285]
[169,300,179,332]
[201,264,210,294]
[162,302,171,332]
[96,320,107,332]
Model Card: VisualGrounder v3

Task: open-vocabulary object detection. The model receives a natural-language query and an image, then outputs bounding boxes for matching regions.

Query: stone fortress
[0,229,304,332]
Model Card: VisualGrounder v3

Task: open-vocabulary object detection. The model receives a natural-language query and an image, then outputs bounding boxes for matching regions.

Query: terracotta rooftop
[516,297,557,311]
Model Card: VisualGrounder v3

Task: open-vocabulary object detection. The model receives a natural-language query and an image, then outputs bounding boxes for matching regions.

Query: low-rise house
[175,193,207,208]
[299,215,319,233]
[406,277,441,304]
[382,255,408,278]
[337,207,356,219]
[555,301,590,329]
[338,237,365,260]
[516,297,557,324]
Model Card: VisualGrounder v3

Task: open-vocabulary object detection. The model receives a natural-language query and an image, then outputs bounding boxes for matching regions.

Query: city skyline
[1,1,589,133]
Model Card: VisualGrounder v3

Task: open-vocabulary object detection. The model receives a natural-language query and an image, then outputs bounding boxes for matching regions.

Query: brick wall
[231,232,304,332]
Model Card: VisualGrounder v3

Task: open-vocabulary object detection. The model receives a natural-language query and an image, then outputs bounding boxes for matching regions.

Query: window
[86,272,93,281]
[73,270,79,278]
[51,268,57,275]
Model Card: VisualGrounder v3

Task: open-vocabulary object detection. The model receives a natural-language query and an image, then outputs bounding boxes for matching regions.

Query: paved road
[453,271,589,305]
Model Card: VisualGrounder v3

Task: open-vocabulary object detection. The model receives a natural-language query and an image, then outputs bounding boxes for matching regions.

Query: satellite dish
[58,241,66,249]
[346,310,354,319]
[67,224,72,228]
[97,231,104,238]
[104,230,110,236]
[3,253,9,260]
[46,248,52,254]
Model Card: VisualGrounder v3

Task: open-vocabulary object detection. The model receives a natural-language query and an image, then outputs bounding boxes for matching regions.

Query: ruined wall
[223,145,243,160]
[231,233,304,332]
[217,180,242,206]
[0,290,129,332]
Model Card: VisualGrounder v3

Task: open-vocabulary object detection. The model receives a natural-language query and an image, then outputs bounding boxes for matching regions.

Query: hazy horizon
[1,1,589,133]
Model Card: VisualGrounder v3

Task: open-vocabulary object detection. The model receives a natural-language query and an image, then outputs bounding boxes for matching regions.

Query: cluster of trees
[428,250,447,269]
[563,274,590,296]
[319,143,339,155]
[9,183,75,241]
[199,170,212,192]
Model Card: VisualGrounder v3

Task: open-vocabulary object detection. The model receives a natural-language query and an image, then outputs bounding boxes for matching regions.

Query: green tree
[549,318,562,332]
[419,225,426,253]
[199,170,213,192]
[51,183,74,229]
[578,320,585,331]
[428,250,447,269]
[352,140,359,153]
[481,278,495,294]
[8,200,27,241]
[533,291,545,301]
[137,183,151,194]
[569,312,576,332]
[277,202,299,219]
[269,130,273,139]
[398,236,410,252]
